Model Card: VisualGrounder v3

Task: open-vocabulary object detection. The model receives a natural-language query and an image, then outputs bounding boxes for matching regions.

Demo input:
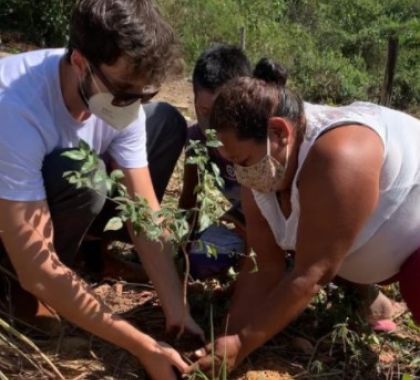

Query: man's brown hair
[67,0,177,84]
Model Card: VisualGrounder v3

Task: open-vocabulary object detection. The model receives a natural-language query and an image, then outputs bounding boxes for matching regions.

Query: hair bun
[253,58,288,86]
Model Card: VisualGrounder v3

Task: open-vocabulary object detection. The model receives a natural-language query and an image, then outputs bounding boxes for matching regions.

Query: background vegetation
[1,0,419,110]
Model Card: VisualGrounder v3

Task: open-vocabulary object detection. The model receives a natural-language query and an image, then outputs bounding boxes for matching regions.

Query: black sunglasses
[89,64,159,107]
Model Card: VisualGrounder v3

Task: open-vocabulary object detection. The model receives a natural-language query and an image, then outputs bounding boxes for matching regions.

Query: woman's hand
[189,335,243,376]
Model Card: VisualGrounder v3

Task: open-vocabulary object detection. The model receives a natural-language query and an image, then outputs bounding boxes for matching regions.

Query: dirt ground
[156,78,196,120]
[2,273,418,379]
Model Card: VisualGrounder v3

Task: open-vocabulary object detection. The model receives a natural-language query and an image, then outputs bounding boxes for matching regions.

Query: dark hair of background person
[210,57,305,142]
[66,0,177,84]
[192,44,252,93]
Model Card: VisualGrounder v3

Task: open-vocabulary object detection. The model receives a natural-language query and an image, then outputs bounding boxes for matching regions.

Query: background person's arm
[0,199,188,379]
[179,159,199,211]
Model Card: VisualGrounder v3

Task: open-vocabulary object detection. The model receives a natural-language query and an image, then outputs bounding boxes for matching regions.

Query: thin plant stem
[0,331,45,374]
[210,305,215,380]
[0,317,65,380]
[177,208,199,337]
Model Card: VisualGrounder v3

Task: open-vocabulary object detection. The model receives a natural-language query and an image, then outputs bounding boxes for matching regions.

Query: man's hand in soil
[140,340,188,380]
[189,335,242,376]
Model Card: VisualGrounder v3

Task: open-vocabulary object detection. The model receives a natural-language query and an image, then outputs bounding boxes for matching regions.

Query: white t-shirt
[0,49,147,202]
[253,102,420,284]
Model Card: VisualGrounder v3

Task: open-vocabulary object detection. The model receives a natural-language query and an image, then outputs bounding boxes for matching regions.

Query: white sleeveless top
[253,102,420,284]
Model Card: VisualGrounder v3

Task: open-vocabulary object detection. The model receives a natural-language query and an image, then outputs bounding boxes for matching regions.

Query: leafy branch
[61,131,227,331]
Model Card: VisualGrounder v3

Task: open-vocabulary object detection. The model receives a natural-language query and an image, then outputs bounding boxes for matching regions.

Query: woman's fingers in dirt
[185,353,220,376]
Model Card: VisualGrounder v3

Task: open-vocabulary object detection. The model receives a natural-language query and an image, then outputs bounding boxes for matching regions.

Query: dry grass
[1,274,419,379]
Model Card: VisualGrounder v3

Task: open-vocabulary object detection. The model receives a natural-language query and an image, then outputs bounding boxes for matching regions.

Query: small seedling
[62,131,234,376]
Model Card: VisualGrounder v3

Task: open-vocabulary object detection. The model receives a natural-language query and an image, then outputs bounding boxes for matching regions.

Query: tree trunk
[380,35,399,106]
[240,27,246,51]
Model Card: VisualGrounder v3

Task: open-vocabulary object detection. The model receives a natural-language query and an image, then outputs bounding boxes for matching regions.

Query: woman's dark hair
[192,44,252,93]
[66,0,177,84]
[211,58,305,142]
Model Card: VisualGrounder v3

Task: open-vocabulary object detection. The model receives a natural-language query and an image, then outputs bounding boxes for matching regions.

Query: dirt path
[155,77,196,120]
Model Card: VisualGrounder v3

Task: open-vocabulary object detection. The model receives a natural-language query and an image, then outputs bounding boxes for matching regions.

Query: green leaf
[186,156,199,165]
[198,213,212,232]
[79,139,91,152]
[402,374,413,380]
[61,150,87,161]
[104,217,124,232]
[93,170,107,185]
[104,178,114,194]
[228,266,238,279]
[63,170,78,179]
[206,243,218,258]
[409,356,420,367]
[110,169,125,181]
[368,333,380,346]
[80,155,97,173]
[210,162,220,177]
[206,139,223,148]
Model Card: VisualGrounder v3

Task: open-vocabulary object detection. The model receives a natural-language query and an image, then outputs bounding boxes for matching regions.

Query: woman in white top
[192,58,420,373]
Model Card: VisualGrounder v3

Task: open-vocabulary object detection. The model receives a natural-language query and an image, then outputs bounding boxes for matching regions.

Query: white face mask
[80,67,142,130]
[88,92,141,130]
[234,137,289,193]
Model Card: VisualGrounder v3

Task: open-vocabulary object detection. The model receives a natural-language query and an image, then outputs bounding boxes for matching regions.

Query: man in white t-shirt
[0,1,202,379]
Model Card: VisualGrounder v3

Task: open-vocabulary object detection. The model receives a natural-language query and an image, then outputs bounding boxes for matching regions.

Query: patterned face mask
[234,138,289,193]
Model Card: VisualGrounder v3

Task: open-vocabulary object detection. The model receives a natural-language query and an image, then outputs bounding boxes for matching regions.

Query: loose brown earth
[156,78,196,120]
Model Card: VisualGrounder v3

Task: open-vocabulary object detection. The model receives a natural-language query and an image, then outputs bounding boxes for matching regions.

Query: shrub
[1,0,419,110]
[0,0,74,46]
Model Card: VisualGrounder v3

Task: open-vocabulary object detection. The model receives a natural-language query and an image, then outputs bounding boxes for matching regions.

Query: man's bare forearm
[0,199,156,359]
[27,258,156,357]
[131,232,186,323]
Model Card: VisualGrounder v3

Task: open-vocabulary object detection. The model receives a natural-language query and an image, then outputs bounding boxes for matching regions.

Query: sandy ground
[155,77,196,120]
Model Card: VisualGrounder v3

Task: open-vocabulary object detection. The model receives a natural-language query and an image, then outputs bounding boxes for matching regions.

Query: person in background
[0,1,202,379]
[192,58,419,373]
[179,44,252,279]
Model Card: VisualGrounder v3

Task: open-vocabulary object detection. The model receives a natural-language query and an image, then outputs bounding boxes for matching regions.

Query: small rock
[379,351,396,364]
[246,370,293,380]
[114,282,123,297]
